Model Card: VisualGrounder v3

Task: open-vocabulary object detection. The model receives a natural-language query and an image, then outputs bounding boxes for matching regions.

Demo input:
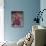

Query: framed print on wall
[11,11,24,27]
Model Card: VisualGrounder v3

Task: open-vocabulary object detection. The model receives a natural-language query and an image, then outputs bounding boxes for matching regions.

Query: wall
[4,0,40,42]
[40,0,46,45]
[0,0,4,42]
[40,0,46,26]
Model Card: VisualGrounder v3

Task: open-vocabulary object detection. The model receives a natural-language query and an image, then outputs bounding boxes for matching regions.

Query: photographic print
[11,11,24,27]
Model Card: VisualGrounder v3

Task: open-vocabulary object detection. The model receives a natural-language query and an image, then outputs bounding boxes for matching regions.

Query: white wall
[0,0,4,42]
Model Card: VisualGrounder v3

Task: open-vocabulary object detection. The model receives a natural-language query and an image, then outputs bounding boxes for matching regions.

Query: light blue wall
[40,0,46,44]
[40,0,46,27]
[4,0,40,42]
